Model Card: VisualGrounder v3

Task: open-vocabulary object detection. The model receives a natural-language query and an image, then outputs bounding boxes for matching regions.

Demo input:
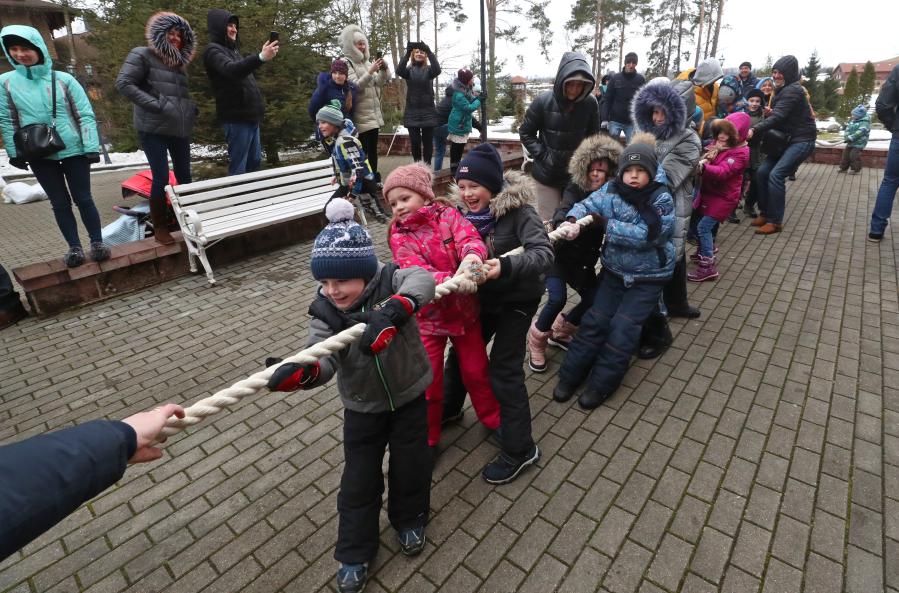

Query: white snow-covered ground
[390,116,522,141]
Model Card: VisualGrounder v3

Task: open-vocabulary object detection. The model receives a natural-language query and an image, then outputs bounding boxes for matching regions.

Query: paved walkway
[0,163,896,593]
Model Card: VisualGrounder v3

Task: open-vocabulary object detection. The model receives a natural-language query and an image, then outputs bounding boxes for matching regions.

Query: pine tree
[818,76,841,119]
[804,52,823,112]
[838,67,860,122]
[757,54,773,77]
[858,61,876,106]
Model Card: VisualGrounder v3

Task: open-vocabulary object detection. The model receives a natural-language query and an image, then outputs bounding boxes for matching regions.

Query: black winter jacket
[396,50,441,128]
[116,12,198,138]
[519,52,600,188]
[752,56,816,144]
[451,172,553,304]
[876,64,899,134]
[436,86,452,125]
[602,70,645,125]
[0,420,136,560]
[202,9,265,124]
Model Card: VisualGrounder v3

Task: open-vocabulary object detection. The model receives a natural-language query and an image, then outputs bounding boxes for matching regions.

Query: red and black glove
[265,357,321,391]
[348,295,417,355]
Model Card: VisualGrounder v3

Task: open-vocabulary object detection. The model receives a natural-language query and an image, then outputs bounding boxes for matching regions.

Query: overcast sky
[436,0,899,78]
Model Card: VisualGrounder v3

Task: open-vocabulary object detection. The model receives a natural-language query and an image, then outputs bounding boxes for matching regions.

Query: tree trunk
[487,0,497,119]
[416,0,421,40]
[593,0,603,74]
[710,0,724,57]
[694,0,705,67]
[433,0,439,97]
[674,0,683,73]
[393,0,405,63]
[618,18,625,71]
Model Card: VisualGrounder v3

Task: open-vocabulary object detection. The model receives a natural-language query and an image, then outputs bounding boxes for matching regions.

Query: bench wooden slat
[168,159,332,195]
[199,200,329,240]
[185,179,334,215]
[196,191,331,231]
[173,169,332,207]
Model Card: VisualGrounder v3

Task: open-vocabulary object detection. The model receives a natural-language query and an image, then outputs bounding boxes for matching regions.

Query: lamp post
[479,0,487,141]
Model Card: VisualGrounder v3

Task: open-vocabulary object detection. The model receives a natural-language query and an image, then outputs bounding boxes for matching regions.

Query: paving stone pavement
[1,163,897,593]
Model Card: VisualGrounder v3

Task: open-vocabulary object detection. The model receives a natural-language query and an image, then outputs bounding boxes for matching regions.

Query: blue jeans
[697,216,719,257]
[535,275,598,331]
[29,156,102,247]
[559,272,663,395]
[871,135,899,235]
[223,122,262,175]
[755,140,815,224]
[608,121,634,143]
[432,124,448,170]
[139,132,192,204]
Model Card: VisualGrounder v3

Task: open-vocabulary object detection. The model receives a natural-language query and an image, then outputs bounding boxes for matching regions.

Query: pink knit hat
[382,162,435,202]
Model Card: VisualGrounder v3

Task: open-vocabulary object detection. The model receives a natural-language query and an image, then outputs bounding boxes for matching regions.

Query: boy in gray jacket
[266,198,435,593]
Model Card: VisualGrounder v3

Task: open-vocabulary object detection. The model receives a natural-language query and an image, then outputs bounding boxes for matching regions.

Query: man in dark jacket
[519,51,600,221]
[601,52,645,143]
[1,404,184,560]
[870,63,899,242]
[203,9,278,175]
[747,55,817,234]
[737,61,758,97]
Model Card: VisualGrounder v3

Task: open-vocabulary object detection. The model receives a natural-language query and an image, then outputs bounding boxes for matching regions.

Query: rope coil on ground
[159,214,596,440]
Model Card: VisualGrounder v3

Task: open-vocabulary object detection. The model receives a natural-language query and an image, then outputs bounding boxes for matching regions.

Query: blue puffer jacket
[447,78,480,136]
[567,171,676,285]
[308,71,358,121]
[0,25,99,160]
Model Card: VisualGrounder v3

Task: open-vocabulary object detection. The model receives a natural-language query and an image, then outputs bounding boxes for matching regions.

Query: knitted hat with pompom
[311,198,378,280]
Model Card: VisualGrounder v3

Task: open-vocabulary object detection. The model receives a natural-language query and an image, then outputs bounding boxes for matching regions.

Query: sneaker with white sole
[482,444,540,484]
[397,526,426,556]
[336,563,368,593]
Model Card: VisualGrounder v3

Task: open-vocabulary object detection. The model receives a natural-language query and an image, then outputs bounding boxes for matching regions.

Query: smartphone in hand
[269,31,279,43]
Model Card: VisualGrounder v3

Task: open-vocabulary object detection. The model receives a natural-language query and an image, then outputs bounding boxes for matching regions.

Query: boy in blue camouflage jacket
[316,100,390,221]
[839,105,871,174]
[552,133,675,410]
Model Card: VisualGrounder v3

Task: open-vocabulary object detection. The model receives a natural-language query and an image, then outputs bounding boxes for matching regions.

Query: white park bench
[166,158,346,285]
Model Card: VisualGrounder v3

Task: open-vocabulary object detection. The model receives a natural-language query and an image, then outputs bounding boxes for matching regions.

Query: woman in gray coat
[116,12,198,244]
[631,79,702,358]
[396,41,440,165]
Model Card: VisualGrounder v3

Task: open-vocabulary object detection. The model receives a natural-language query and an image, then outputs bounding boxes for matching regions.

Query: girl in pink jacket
[384,163,501,450]
[688,112,750,282]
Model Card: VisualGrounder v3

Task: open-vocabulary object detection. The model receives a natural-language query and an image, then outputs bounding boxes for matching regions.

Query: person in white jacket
[338,25,391,182]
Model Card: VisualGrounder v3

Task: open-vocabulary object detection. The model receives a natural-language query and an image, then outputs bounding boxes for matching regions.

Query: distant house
[831,56,899,92]
[0,0,73,73]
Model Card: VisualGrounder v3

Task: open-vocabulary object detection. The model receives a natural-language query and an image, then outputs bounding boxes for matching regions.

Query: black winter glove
[348,295,417,355]
[8,157,27,170]
[85,152,101,164]
[419,42,431,54]
[265,357,321,391]
[405,42,415,53]
[478,91,488,103]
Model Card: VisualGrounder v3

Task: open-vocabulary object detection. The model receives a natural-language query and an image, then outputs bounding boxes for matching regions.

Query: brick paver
[1,163,896,592]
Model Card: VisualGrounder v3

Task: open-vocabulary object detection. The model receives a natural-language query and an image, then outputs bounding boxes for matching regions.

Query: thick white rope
[158,214,595,439]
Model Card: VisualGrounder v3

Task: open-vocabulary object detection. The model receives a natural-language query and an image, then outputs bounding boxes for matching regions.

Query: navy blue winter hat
[455,143,504,195]
[311,198,378,280]
[851,105,867,119]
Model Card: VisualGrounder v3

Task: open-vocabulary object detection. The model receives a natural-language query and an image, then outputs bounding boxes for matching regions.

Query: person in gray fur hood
[630,79,703,359]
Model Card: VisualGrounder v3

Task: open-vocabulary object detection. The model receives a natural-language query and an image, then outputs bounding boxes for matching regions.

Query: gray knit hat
[316,99,345,127]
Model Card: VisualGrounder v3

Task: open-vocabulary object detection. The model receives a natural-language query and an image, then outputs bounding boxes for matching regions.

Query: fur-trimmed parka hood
[338,24,369,64]
[567,134,623,191]
[146,12,196,68]
[632,82,689,141]
[448,170,537,219]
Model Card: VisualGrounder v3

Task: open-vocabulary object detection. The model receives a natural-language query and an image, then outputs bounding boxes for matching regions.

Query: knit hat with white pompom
[311,198,378,280]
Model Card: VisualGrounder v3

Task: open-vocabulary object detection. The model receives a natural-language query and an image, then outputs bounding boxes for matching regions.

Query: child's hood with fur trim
[567,134,623,192]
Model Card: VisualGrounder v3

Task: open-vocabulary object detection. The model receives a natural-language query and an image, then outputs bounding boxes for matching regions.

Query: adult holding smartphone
[203,9,279,176]
[116,12,198,245]
[396,41,440,165]
[338,24,391,184]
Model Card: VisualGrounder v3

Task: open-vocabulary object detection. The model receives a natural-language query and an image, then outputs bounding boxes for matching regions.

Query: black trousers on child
[444,300,538,458]
[335,394,431,564]
[559,272,663,395]
[449,142,466,176]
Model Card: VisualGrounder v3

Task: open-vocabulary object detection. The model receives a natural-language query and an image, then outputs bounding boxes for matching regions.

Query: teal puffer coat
[0,25,99,160]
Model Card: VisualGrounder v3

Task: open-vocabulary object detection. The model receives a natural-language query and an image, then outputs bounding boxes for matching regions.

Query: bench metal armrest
[184,209,204,239]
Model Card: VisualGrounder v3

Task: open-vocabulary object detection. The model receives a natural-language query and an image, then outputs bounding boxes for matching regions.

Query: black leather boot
[637,313,673,359]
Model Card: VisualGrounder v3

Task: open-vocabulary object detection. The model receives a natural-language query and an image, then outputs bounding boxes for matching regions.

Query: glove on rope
[265,357,321,391]
[348,294,417,355]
